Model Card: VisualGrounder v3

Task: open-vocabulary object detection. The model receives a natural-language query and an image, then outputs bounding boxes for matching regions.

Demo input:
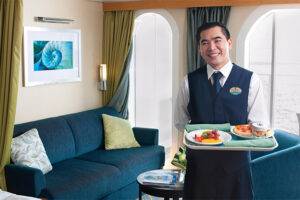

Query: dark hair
[196,22,231,45]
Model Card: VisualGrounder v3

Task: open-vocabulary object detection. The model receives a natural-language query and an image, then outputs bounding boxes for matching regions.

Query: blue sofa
[5,107,165,199]
[251,129,300,200]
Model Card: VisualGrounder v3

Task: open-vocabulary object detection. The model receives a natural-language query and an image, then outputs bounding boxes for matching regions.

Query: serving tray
[183,130,278,152]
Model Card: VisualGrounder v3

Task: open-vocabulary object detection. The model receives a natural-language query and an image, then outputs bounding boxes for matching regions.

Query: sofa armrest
[251,129,300,160]
[132,127,158,146]
[5,164,46,197]
[251,144,300,199]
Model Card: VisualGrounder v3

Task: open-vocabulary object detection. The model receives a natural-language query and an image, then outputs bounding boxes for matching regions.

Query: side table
[137,169,184,200]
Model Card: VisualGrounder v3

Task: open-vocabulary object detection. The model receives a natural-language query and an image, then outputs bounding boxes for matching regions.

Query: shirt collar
[207,61,233,80]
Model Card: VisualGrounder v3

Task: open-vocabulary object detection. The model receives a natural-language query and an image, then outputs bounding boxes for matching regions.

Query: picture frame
[23,27,81,86]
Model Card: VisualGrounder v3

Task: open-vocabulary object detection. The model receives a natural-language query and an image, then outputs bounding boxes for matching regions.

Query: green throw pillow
[102,114,140,150]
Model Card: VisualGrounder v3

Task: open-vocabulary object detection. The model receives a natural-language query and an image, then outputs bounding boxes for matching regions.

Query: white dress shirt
[174,61,269,132]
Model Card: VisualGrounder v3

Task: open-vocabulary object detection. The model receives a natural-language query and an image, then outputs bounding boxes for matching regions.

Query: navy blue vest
[184,64,254,199]
[187,64,252,125]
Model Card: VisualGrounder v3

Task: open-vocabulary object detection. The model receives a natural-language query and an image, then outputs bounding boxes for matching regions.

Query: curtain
[0,0,23,190]
[102,10,134,118]
[187,7,231,73]
[107,45,132,118]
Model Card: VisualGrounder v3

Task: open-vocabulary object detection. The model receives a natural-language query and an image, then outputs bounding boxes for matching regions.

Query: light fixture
[34,16,74,24]
[98,64,107,91]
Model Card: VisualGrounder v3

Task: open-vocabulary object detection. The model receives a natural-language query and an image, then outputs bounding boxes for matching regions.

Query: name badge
[229,87,242,95]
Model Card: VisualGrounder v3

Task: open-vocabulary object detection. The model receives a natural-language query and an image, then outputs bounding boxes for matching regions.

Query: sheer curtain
[102,10,134,118]
[0,0,23,189]
[187,7,231,73]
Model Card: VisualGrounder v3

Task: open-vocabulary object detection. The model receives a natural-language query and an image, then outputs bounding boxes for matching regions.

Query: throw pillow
[102,114,140,150]
[11,128,52,174]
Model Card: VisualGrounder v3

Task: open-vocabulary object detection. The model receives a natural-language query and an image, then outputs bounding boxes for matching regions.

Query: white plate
[185,129,232,146]
[230,126,274,139]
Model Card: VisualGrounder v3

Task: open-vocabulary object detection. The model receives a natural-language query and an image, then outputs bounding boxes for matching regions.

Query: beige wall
[228,6,257,64]
[167,9,188,79]
[16,0,103,123]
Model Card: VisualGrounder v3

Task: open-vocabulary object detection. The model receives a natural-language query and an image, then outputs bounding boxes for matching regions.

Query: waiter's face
[198,26,232,70]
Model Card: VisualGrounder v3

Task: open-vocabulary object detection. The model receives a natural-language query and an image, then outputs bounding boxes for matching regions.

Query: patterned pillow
[11,128,52,174]
[102,114,140,150]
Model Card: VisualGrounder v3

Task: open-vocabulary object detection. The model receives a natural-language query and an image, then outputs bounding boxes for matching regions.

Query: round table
[137,169,184,200]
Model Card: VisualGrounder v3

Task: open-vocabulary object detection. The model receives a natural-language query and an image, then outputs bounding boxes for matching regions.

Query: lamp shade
[100,64,107,81]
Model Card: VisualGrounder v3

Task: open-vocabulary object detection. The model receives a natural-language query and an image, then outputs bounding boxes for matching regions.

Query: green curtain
[187,7,231,73]
[0,0,23,190]
[107,45,132,118]
[102,10,134,117]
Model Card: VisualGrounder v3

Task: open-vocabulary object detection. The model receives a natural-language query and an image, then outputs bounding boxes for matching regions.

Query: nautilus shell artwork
[33,41,73,71]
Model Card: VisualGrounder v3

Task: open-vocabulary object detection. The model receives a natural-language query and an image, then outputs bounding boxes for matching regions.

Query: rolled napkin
[185,123,231,133]
[223,138,275,148]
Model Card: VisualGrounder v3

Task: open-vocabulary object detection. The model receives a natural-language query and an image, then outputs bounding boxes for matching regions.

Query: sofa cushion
[14,118,76,164]
[11,128,52,174]
[64,107,121,155]
[102,114,140,150]
[101,181,139,200]
[41,159,122,200]
[76,146,165,185]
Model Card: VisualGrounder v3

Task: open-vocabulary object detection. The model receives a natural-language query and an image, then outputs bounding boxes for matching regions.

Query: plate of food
[185,129,232,145]
[231,123,273,139]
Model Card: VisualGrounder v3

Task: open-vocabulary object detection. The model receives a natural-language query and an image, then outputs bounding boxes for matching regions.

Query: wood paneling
[103,0,300,11]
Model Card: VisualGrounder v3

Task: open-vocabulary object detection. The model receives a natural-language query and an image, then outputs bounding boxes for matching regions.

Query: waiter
[174,22,269,199]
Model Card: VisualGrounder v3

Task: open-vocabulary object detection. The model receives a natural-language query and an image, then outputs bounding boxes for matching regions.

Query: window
[246,9,300,134]
[128,12,173,147]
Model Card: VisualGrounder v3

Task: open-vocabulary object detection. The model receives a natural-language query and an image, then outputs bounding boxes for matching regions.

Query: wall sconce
[34,16,74,24]
[98,64,107,91]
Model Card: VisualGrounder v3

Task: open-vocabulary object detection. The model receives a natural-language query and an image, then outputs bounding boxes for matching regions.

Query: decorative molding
[103,0,300,11]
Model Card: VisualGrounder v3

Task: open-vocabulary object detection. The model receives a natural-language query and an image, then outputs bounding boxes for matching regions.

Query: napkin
[223,138,275,148]
[185,123,231,133]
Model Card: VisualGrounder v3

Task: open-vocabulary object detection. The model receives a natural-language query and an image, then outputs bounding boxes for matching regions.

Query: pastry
[251,122,270,137]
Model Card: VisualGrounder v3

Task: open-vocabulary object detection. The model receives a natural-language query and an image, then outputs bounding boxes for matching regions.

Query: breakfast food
[250,122,270,137]
[233,123,271,138]
[194,130,221,143]
[233,124,252,136]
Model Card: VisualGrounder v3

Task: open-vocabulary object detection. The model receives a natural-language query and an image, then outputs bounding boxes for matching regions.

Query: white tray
[183,130,278,152]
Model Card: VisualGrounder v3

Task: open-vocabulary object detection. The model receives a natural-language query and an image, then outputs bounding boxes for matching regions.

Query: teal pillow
[102,114,140,150]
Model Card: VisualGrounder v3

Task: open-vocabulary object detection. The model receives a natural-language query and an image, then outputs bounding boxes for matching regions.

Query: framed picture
[23,27,81,86]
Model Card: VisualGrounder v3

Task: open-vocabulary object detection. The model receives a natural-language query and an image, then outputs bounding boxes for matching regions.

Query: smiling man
[199,26,231,70]
[174,22,269,199]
